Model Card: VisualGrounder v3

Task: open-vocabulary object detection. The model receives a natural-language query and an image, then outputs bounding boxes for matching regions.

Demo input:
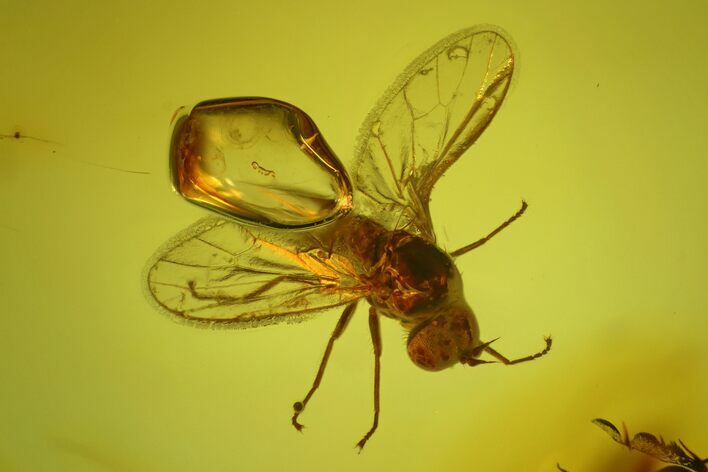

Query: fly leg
[450,200,527,258]
[483,336,552,365]
[356,307,382,451]
[292,301,358,431]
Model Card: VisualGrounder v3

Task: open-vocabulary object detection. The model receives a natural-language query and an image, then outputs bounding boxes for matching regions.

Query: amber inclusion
[170,97,353,228]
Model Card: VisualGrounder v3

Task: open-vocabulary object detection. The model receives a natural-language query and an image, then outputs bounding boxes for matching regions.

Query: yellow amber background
[1,1,706,471]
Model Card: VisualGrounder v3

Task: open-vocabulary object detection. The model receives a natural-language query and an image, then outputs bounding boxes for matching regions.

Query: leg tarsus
[484,336,552,365]
[291,401,306,431]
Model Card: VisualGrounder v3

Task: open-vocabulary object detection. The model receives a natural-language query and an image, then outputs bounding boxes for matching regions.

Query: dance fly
[145,26,552,450]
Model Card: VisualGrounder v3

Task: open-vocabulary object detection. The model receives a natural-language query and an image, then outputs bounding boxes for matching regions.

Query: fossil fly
[145,26,552,450]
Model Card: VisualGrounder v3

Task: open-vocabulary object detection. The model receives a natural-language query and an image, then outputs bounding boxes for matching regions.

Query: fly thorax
[369,232,458,317]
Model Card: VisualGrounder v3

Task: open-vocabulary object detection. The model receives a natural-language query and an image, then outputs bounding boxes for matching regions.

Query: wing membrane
[145,217,368,327]
[353,27,515,241]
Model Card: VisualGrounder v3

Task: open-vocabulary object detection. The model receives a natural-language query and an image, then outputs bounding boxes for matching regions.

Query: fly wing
[353,27,515,241]
[144,216,368,328]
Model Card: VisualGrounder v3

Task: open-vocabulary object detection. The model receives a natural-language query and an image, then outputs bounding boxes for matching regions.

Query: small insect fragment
[251,161,275,177]
[593,418,707,471]
[170,105,186,125]
[0,130,56,143]
[2,129,150,174]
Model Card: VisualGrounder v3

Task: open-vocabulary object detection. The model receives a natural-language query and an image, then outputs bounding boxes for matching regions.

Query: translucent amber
[170,97,352,228]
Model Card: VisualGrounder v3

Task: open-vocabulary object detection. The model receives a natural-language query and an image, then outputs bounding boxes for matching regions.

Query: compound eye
[406,315,458,371]
[406,306,477,371]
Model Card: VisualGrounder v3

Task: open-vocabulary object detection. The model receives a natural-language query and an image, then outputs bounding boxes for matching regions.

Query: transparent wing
[144,216,369,328]
[353,26,515,241]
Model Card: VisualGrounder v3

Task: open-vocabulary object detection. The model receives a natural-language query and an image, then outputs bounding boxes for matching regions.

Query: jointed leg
[450,200,528,258]
[292,301,358,430]
[484,336,552,365]
[356,307,382,451]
